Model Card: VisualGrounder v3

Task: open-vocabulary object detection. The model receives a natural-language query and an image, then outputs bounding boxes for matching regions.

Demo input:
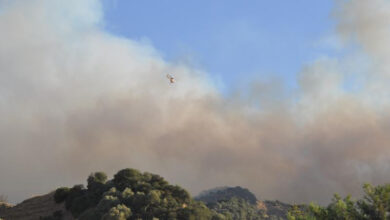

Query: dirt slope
[0,192,74,220]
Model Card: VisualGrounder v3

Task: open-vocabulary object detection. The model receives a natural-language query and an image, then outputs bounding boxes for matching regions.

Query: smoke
[1,0,390,204]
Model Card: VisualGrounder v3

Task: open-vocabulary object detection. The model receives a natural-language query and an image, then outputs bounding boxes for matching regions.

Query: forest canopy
[48,168,390,220]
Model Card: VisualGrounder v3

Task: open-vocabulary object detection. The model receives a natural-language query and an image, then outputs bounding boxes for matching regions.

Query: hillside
[0,169,295,220]
[196,186,258,205]
[5,175,390,220]
[0,192,73,220]
[0,169,296,220]
[43,169,223,219]
[196,186,291,219]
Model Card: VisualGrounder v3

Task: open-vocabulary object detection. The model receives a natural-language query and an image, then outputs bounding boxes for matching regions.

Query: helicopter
[166,74,175,84]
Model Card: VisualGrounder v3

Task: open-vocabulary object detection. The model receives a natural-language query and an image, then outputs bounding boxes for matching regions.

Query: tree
[288,195,361,220]
[288,184,390,220]
[113,168,142,191]
[55,167,221,219]
[87,172,108,189]
[177,201,215,220]
[357,183,390,220]
[101,204,132,220]
[54,187,70,203]
[324,194,360,220]
[207,197,262,220]
[287,205,314,220]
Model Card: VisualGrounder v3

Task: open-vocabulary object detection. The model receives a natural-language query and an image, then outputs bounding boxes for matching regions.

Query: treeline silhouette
[42,168,390,220]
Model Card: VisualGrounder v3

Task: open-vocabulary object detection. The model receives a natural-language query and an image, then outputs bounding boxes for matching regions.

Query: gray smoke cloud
[1,0,390,204]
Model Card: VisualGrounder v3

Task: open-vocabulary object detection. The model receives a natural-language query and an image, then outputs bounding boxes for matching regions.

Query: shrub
[101,204,132,220]
[113,168,142,191]
[87,172,107,190]
[54,187,70,203]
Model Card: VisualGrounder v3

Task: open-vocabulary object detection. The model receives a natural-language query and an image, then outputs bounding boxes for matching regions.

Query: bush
[288,183,390,220]
[97,195,120,212]
[101,204,132,220]
[54,187,70,203]
[113,168,142,191]
[87,172,107,190]
[207,197,262,220]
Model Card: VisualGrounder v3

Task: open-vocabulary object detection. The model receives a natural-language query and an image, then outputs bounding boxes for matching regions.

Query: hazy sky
[102,0,338,92]
[2,0,390,205]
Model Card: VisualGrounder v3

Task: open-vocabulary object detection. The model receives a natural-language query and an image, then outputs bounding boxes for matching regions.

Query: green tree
[324,194,360,220]
[101,204,132,220]
[177,201,215,220]
[88,172,107,186]
[113,168,142,191]
[56,167,227,219]
[287,184,390,220]
[287,205,314,220]
[87,172,108,191]
[97,195,120,212]
[288,195,360,220]
[54,187,70,203]
[208,197,261,220]
[357,183,390,220]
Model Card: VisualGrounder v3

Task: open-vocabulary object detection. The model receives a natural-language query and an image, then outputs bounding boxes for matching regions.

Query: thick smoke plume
[1,0,390,204]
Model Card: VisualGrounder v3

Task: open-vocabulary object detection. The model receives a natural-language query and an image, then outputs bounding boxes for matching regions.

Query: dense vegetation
[207,197,263,220]
[196,186,286,220]
[50,168,291,220]
[53,168,222,219]
[196,186,258,205]
[48,168,390,220]
[287,183,390,220]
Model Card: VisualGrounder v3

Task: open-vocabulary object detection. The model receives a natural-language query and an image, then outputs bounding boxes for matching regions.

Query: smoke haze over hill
[1,0,390,204]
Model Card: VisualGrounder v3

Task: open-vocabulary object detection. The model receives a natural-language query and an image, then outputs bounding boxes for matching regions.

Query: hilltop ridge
[0,192,73,220]
[0,168,292,220]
